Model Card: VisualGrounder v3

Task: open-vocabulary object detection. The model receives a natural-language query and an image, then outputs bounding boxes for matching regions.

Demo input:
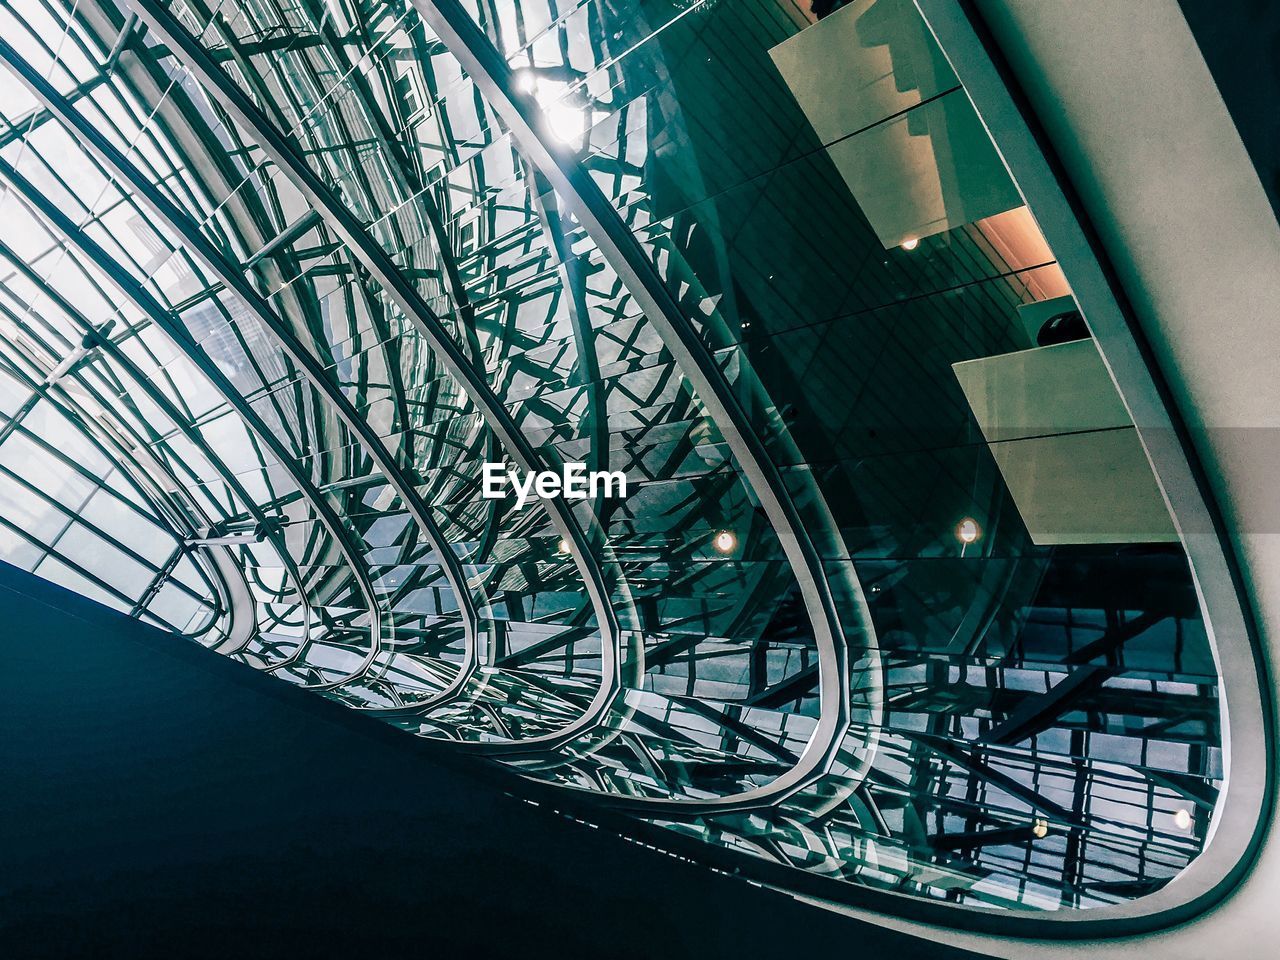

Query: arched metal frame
[0,147,393,698]
[0,231,299,656]
[132,0,641,758]
[0,343,230,638]
[127,0,885,817]
[0,38,487,696]
[405,0,879,809]
[5,3,611,747]
[4,1,628,747]
[0,9,385,686]
[860,0,1269,936]
[0,0,1257,924]
[185,0,637,724]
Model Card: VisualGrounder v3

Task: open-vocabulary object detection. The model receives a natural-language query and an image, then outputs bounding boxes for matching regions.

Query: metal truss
[0,147,391,696]
[133,0,635,754]
[0,0,1238,918]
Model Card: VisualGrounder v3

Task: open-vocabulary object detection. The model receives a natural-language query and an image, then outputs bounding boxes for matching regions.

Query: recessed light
[514,69,537,94]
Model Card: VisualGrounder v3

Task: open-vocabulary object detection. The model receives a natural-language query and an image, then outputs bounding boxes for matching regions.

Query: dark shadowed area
[0,562,982,959]
[1180,0,1280,223]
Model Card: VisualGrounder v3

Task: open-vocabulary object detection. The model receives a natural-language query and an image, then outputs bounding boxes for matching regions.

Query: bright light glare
[956,517,981,545]
[546,102,586,145]
[713,530,737,554]
[514,69,537,94]
[900,237,920,251]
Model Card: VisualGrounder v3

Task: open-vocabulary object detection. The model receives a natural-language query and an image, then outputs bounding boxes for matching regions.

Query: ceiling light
[514,69,537,94]
[713,530,737,554]
[901,237,920,251]
[1174,808,1193,830]
[557,538,570,555]
[1031,817,1049,839]
[956,517,981,545]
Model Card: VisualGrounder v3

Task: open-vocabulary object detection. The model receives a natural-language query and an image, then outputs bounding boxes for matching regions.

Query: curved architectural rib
[205,0,636,717]
[0,345,228,637]
[175,0,500,704]
[0,317,246,646]
[132,0,633,754]
[76,402,253,650]
[221,0,593,712]
[0,0,1244,921]
[905,0,1269,935]
[0,233,310,657]
[0,10,365,678]
[397,0,879,814]
[0,149,390,693]
[0,38,483,701]
[290,0,484,367]
[140,0,881,813]
[524,169,612,520]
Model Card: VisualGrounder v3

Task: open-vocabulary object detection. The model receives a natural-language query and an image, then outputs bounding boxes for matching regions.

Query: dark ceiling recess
[0,562,985,960]
[1179,0,1280,224]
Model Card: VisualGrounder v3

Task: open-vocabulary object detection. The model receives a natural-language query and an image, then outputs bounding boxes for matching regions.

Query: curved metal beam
[0,149,390,694]
[1,1,360,674]
[0,36,482,702]
[398,0,879,815]
[254,0,513,683]
[181,0,500,702]
[0,345,227,635]
[132,0,633,754]
[892,0,1268,937]
[222,0,622,720]
[0,232,313,656]
[0,327,247,646]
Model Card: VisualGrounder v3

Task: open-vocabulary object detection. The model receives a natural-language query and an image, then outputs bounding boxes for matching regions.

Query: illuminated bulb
[713,530,737,554]
[1031,817,1049,839]
[546,102,586,145]
[514,69,537,94]
[900,237,920,251]
[956,517,981,545]
[557,538,570,555]
[1174,808,1193,830]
